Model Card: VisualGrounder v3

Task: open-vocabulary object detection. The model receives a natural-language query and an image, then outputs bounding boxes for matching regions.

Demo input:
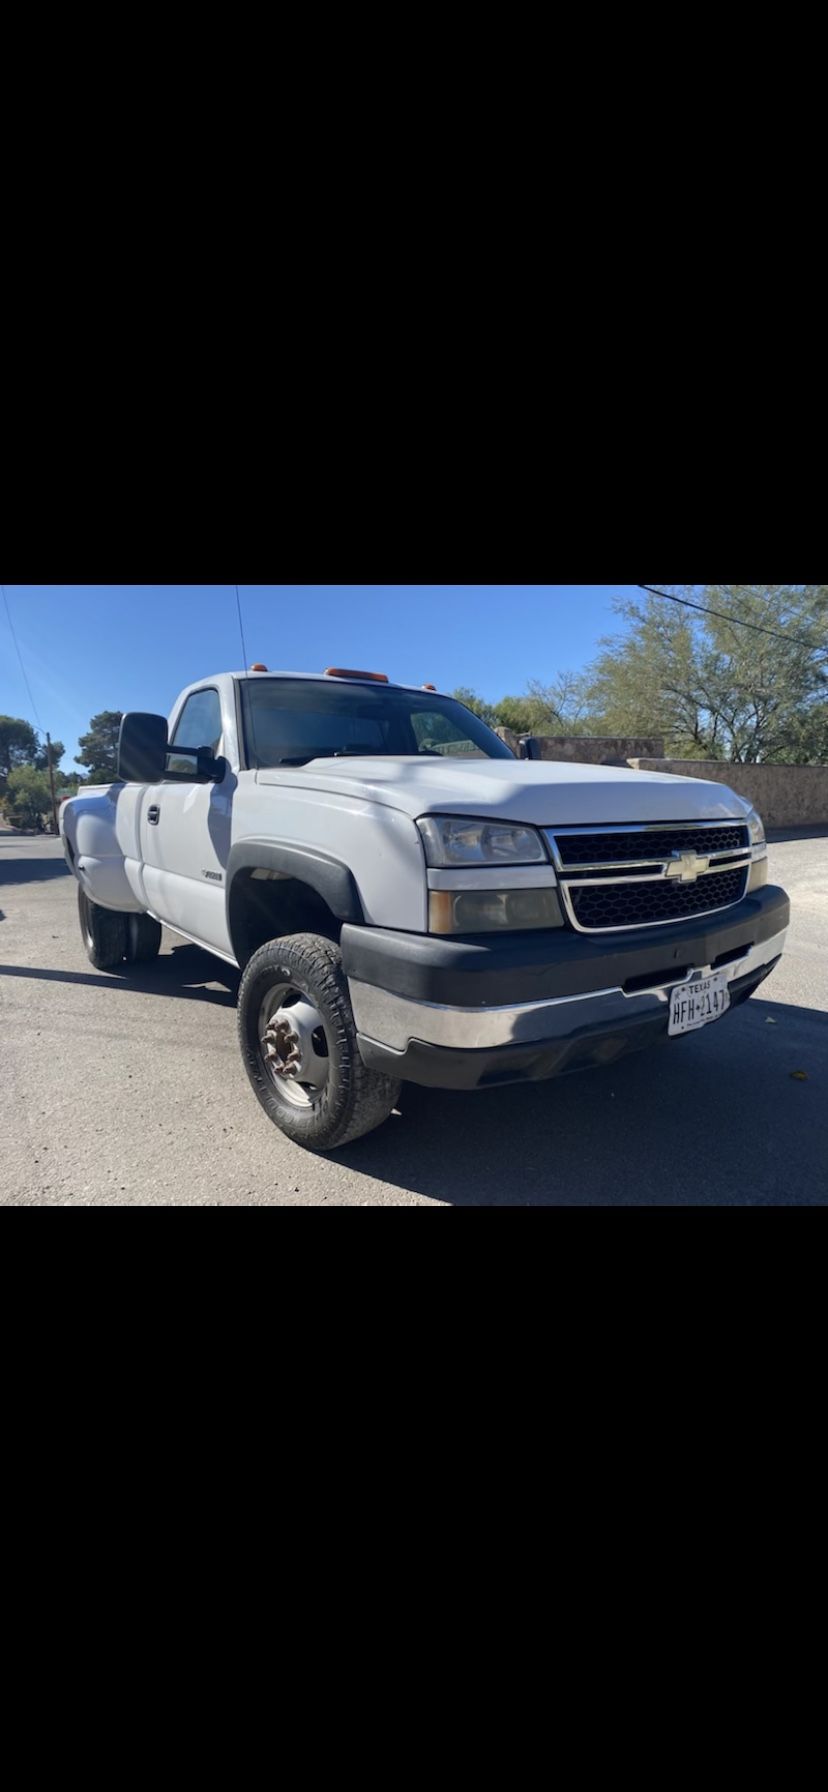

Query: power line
[1,584,43,729]
[235,584,248,667]
[637,584,822,652]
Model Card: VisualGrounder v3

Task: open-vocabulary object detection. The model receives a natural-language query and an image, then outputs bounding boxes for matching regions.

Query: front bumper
[342,884,789,1091]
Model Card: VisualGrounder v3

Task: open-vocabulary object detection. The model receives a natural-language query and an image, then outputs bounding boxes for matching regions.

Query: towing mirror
[118,713,169,782]
[165,745,225,782]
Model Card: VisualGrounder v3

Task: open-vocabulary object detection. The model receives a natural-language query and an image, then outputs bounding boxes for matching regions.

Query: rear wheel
[238,932,401,1151]
[127,912,163,963]
[78,887,128,971]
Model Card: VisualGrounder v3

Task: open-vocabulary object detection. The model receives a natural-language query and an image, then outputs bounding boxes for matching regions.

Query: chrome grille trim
[545,821,753,933]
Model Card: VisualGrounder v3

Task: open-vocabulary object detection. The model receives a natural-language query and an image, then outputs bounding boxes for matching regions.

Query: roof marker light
[422,683,437,691]
[324,667,389,683]
[250,663,269,672]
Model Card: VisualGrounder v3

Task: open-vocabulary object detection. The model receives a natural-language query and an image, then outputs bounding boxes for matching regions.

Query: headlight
[417,815,547,867]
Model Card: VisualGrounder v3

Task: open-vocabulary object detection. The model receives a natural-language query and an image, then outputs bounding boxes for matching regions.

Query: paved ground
[1,827,826,1205]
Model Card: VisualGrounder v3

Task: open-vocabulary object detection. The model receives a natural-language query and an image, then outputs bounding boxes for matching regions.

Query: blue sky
[1,584,640,771]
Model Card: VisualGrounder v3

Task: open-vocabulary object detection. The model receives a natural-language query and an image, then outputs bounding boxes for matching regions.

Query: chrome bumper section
[349,928,788,1057]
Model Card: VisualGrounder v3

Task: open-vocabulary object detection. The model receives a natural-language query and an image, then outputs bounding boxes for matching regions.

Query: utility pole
[45,732,59,835]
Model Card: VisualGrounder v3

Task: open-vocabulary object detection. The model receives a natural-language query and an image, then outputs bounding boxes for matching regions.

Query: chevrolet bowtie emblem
[666,850,711,883]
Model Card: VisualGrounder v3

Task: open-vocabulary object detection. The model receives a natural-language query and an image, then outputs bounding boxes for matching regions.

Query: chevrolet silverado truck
[59,667,790,1151]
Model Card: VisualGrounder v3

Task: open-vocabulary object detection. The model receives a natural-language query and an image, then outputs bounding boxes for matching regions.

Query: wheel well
[229,870,342,968]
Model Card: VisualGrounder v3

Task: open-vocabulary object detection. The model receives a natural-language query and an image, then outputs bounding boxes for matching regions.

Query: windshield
[240,679,514,767]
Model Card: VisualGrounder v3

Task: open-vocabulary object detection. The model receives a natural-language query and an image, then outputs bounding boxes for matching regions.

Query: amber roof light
[324,667,389,683]
[249,663,269,672]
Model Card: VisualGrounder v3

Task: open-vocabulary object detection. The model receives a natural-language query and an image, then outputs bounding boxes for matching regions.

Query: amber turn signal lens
[747,857,769,893]
[428,892,457,934]
[429,888,562,934]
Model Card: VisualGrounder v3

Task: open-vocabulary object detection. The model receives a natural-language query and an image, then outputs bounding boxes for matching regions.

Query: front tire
[238,933,401,1151]
[78,887,128,970]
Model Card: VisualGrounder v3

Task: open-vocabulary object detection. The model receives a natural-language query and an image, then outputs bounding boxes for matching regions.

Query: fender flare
[226,840,365,951]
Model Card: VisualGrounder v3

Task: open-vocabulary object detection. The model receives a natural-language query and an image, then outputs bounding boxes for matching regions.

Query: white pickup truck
[60,666,789,1151]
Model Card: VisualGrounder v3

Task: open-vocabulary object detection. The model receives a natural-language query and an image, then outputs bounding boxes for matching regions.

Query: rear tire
[238,932,401,1151]
[78,887,128,971]
[127,912,163,963]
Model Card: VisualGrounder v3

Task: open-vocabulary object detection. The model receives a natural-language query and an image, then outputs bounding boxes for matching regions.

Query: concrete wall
[629,761,828,829]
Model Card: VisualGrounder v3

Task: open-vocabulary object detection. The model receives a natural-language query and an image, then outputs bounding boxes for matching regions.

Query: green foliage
[451,688,498,726]
[491,696,534,735]
[33,739,66,772]
[493,675,592,738]
[450,589,827,762]
[5,765,52,830]
[76,711,123,783]
[55,767,82,791]
[587,586,828,762]
[0,715,38,790]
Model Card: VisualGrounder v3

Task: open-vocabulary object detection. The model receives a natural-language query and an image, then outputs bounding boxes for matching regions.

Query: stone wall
[629,761,828,829]
[492,730,828,826]
[495,730,664,765]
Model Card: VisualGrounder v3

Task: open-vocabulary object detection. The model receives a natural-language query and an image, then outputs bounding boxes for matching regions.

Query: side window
[411,709,486,758]
[168,689,223,775]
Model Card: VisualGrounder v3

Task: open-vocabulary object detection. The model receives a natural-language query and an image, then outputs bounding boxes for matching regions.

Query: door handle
[148,804,160,825]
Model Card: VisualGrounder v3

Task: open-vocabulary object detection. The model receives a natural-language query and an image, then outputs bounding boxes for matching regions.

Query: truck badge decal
[203,870,223,882]
[665,851,710,884]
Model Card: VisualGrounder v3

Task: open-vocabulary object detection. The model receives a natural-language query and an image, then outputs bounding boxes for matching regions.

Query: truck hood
[257,757,752,827]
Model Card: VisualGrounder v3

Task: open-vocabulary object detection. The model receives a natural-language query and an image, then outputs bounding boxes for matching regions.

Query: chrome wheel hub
[259,986,330,1109]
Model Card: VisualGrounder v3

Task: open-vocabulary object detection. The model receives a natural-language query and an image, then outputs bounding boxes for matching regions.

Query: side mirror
[165,745,225,782]
[195,747,224,781]
[119,713,169,782]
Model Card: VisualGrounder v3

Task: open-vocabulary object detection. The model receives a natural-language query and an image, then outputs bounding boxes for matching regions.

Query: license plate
[668,970,731,1037]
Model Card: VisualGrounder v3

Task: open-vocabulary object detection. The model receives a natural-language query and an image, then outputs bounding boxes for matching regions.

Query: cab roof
[204,669,441,694]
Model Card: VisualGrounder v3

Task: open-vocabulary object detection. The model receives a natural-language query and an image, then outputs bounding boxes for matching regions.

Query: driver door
[139,686,234,956]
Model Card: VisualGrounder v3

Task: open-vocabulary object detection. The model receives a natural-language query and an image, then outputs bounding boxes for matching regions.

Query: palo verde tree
[586,585,828,763]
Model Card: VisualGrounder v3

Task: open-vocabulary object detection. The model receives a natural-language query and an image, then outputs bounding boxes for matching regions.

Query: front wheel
[237,933,401,1151]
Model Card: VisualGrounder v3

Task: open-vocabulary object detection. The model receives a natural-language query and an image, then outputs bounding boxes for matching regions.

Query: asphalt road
[1,827,826,1205]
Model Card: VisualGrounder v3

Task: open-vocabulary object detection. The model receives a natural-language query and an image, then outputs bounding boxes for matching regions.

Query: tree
[33,739,66,772]
[586,586,828,763]
[492,676,592,736]
[524,673,593,734]
[5,765,52,831]
[76,711,123,783]
[0,715,38,791]
[493,695,544,735]
[451,687,498,726]
[55,766,83,791]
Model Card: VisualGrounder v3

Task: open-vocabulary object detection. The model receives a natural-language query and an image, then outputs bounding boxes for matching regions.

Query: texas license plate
[668,970,731,1037]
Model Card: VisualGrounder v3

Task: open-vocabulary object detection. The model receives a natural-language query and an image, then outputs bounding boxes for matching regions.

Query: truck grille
[555,824,748,866]
[546,822,752,934]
